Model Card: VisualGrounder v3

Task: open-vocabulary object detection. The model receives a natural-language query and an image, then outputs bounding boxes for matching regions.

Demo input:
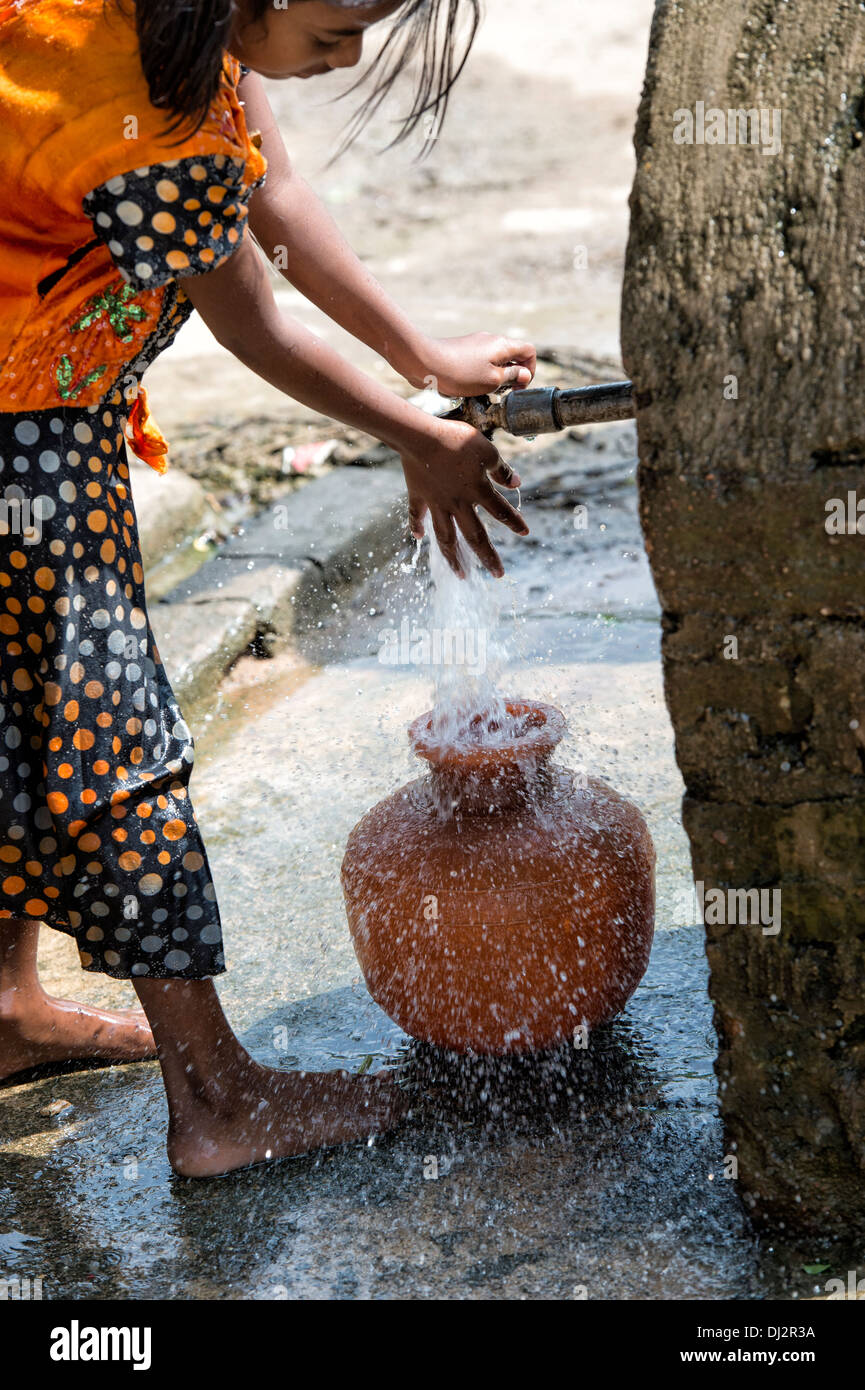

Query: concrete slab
[168,465,406,598]
[152,598,260,715]
[147,465,408,713]
[131,461,215,575]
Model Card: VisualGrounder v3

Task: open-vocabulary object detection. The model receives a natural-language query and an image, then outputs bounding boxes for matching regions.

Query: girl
[0,0,534,1176]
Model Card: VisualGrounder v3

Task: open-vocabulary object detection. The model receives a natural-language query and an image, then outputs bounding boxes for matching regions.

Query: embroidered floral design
[51,280,148,402]
[70,280,148,342]
[53,354,108,400]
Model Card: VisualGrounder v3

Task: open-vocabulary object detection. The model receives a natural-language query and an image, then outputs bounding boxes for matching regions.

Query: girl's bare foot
[0,991,156,1082]
[134,976,408,1178]
[166,1060,408,1177]
[0,918,155,1081]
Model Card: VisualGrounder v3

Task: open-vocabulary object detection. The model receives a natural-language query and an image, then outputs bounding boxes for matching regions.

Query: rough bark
[621,0,865,1234]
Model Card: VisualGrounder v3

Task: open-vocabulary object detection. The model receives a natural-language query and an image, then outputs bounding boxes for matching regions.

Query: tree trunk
[622,0,865,1235]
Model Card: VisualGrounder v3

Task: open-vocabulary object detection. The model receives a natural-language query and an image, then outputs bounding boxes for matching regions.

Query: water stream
[426,530,512,745]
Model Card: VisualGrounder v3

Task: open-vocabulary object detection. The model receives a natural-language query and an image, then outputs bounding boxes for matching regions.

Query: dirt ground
[145,0,657,435]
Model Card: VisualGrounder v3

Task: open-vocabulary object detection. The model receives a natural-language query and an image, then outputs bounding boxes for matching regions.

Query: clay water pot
[341,700,655,1054]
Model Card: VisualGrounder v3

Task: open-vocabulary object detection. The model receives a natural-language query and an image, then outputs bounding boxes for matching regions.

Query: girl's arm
[182,233,528,579]
[238,71,536,398]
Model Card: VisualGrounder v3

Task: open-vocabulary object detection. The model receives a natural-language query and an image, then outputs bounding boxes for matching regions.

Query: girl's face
[229,1,402,80]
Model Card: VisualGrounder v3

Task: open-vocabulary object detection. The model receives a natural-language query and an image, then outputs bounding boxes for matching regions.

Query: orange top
[0,0,267,471]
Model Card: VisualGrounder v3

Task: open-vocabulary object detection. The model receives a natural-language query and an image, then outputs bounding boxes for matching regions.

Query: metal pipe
[443,381,635,438]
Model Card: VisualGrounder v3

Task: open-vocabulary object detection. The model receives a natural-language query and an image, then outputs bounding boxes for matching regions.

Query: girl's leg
[134,976,406,1178]
[0,919,156,1082]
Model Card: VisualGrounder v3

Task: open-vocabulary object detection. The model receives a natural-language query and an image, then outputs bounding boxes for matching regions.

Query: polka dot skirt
[0,400,225,980]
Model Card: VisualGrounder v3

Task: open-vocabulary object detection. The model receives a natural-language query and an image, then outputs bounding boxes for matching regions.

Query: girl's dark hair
[110,0,481,154]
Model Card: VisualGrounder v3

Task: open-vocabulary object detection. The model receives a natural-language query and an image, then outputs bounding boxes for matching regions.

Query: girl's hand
[409,333,537,398]
[400,418,529,579]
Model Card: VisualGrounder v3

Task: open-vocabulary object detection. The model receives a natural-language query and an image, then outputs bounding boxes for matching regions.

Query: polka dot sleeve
[81,153,264,291]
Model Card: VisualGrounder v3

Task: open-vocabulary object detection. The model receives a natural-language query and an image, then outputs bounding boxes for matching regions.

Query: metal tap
[441,380,635,438]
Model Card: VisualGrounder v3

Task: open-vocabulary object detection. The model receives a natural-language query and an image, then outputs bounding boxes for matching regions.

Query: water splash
[399,536,423,575]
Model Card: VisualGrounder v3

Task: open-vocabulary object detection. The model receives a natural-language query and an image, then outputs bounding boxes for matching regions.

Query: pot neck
[428,752,554,815]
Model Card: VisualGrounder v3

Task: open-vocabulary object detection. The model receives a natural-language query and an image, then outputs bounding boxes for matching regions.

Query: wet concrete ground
[0,427,846,1299]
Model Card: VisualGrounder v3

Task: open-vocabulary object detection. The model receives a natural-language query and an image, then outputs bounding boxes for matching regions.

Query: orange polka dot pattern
[0,402,225,979]
[82,153,259,293]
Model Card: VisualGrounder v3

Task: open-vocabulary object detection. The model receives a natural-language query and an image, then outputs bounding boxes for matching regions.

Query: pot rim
[408,699,568,774]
